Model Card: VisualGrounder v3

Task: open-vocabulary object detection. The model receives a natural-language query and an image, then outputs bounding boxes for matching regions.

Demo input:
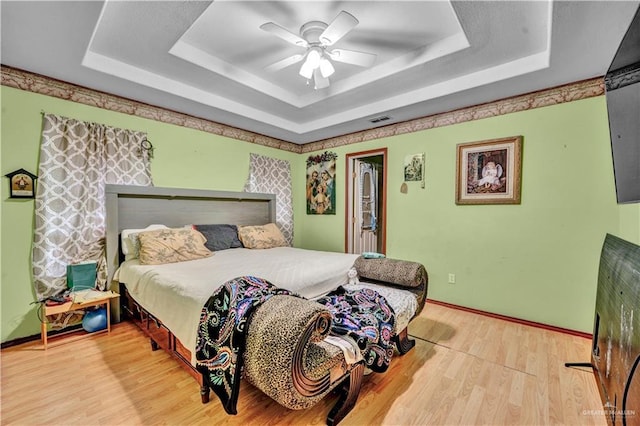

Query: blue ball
[82,307,107,332]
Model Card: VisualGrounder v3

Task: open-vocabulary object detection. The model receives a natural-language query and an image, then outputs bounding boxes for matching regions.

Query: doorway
[345,148,387,254]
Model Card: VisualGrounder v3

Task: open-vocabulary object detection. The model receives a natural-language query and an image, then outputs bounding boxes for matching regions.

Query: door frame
[345,148,388,254]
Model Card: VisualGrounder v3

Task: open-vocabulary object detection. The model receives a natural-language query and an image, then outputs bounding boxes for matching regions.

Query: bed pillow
[193,224,243,251]
[121,224,168,261]
[137,228,212,265]
[238,223,288,249]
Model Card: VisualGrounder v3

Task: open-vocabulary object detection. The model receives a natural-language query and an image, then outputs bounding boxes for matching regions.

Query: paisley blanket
[317,286,395,373]
[195,276,294,415]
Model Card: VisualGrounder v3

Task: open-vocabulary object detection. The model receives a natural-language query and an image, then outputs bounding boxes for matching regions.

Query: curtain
[32,113,153,300]
[244,153,293,245]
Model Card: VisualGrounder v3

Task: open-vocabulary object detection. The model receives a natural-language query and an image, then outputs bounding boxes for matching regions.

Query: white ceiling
[1,1,638,144]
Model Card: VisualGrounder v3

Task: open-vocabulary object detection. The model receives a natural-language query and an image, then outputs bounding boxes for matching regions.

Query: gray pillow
[193,224,243,251]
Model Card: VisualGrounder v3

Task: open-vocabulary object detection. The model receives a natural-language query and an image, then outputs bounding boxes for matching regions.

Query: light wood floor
[1,302,606,425]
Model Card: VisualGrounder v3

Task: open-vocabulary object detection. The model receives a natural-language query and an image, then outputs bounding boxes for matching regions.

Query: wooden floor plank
[1,302,606,425]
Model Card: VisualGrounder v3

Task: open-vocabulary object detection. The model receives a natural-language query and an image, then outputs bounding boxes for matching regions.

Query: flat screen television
[605,6,640,204]
[591,234,640,425]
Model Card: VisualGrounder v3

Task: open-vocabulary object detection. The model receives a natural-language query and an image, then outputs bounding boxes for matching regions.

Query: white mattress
[118,247,359,362]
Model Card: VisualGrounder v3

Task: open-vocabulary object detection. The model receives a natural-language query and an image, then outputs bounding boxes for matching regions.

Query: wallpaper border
[0,65,300,153]
[1,65,604,154]
[300,77,605,153]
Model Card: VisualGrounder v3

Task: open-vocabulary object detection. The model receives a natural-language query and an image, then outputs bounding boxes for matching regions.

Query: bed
[105,184,428,425]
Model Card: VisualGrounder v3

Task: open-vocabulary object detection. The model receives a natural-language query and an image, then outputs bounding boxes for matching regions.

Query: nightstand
[40,289,120,349]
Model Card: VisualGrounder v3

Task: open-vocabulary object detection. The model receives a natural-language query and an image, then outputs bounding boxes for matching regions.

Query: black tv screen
[605,6,640,204]
[606,80,640,204]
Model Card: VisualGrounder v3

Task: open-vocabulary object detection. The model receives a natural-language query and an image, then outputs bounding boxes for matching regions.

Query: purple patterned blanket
[317,286,396,372]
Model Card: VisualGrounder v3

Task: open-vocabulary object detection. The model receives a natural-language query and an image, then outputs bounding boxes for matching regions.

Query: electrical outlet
[448,273,456,284]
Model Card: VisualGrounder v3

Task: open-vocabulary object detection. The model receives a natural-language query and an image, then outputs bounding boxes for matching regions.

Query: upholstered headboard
[104,184,276,286]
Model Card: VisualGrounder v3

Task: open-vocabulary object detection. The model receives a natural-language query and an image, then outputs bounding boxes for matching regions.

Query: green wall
[0,86,301,342]
[2,84,639,343]
[296,96,639,333]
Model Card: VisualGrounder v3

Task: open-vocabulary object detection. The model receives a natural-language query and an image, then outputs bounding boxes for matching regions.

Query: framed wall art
[455,136,523,205]
[306,151,337,215]
[5,168,38,199]
[404,153,425,189]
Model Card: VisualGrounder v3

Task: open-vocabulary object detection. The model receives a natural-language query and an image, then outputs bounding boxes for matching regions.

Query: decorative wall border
[0,65,301,153]
[300,77,605,153]
[2,65,604,155]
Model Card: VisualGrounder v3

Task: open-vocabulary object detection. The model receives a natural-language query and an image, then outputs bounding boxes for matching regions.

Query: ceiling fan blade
[319,10,358,46]
[328,49,377,67]
[260,22,308,48]
[313,68,330,89]
[265,54,305,72]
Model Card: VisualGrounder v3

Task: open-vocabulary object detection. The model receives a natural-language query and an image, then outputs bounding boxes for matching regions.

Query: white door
[349,159,379,254]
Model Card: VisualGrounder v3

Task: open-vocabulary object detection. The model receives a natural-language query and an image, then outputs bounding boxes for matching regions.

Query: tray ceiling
[2,1,639,144]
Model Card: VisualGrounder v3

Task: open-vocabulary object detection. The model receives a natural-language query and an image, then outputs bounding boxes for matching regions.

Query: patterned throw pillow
[238,223,289,249]
[138,228,212,265]
[121,224,168,260]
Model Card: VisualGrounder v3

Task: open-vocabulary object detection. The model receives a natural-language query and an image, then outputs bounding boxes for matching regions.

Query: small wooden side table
[41,290,120,349]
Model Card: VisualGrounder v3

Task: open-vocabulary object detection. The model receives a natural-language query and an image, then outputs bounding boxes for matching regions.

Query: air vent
[369,115,391,124]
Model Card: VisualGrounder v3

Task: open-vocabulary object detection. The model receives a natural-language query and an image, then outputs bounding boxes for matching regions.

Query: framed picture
[404,153,424,182]
[455,136,522,205]
[5,168,38,199]
[306,151,337,215]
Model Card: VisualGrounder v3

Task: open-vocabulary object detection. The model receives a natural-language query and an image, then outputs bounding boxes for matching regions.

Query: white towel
[323,335,363,365]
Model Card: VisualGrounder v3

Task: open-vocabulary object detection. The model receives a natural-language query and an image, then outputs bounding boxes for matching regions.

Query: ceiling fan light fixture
[306,47,322,68]
[262,10,374,90]
[299,60,314,79]
[319,57,335,78]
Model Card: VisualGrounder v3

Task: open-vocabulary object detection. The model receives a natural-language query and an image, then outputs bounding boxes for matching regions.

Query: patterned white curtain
[244,153,293,245]
[32,113,153,300]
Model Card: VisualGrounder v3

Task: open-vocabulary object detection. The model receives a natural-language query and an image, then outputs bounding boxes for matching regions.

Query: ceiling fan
[260,11,377,90]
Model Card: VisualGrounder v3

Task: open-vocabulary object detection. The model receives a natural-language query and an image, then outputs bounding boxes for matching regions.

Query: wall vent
[369,115,391,124]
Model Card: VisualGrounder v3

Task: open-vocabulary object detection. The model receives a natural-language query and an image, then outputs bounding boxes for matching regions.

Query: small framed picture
[5,168,37,199]
[456,136,523,205]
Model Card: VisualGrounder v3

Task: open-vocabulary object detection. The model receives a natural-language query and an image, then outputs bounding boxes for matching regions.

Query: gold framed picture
[5,168,37,199]
[455,136,523,205]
